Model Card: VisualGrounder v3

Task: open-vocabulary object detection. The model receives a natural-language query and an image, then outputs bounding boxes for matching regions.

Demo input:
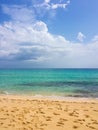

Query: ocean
[0,69,98,97]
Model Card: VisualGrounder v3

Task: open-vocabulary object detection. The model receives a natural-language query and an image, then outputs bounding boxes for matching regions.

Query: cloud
[51,0,70,9]
[92,35,98,42]
[44,0,50,4]
[31,0,71,21]
[0,20,68,60]
[34,0,70,10]
[77,32,86,42]
[2,5,35,23]
[51,3,68,9]
[0,4,98,68]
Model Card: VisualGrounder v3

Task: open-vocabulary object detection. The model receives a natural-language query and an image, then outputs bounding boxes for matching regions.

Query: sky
[0,0,98,68]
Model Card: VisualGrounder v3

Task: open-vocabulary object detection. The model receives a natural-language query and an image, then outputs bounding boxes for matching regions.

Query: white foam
[32,94,85,101]
[3,91,9,95]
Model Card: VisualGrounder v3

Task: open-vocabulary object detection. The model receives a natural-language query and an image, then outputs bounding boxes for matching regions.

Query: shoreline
[0,94,98,102]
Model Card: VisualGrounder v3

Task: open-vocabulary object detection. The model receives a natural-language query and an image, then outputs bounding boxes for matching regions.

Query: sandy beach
[0,95,98,130]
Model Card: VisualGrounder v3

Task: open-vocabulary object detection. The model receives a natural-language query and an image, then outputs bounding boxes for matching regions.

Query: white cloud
[66,0,70,4]
[51,3,68,9]
[44,0,50,4]
[92,35,98,42]
[51,0,70,9]
[0,4,98,68]
[31,0,71,19]
[77,32,86,42]
[34,0,70,10]
[33,21,48,32]
[2,5,35,23]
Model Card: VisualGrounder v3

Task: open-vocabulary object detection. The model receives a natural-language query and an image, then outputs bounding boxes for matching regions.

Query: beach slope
[0,95,98,130]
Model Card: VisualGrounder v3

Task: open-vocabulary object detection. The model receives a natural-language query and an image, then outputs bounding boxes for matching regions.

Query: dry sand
[0,95,98,130]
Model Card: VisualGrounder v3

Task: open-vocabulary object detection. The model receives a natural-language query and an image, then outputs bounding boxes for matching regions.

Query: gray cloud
[8,47,48,61]
[0,4,98,68]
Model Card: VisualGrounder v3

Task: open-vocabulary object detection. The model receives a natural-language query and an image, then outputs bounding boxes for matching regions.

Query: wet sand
[0,95,98,130]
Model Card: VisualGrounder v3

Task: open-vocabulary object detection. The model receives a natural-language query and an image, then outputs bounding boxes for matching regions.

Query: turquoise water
[0,69,98,97]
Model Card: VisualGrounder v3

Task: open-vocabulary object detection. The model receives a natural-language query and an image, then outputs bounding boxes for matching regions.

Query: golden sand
[0,95,98,130]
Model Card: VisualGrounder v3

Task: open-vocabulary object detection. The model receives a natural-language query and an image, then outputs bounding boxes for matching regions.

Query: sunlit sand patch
[0,95,98,130]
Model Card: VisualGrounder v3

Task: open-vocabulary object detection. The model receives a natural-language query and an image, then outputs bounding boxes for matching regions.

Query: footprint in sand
[40,111,45,114]
[74,119,85,125]
[28,126,34,130]
[0,108,4,111]
[11,110,15,113]
[91,120,98,125]
[73,125,78,129]
[86,124,96,129]
[0,122,4,125]
[77,119,85,122]
[85,114,90,118]
[56,118,67,127]
[57,121,64,127]
[8,124,12,126]
[69,112,74,116]
[88,126,96,129]
[73,110,79,115]
[40,123,47,126]
[0,117,6,120]
[46,118,51,121]
[83,109,88,111]
[59,118,68,122]
[23,128,27,130]
[22,121,26,125]
[64,109,68,112]
[53,112,60,115]
[6,113,9,116]
[73,120,78,123]
[93,109,98,112]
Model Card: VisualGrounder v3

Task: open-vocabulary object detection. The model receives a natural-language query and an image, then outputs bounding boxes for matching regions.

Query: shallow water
[0,69,98,97]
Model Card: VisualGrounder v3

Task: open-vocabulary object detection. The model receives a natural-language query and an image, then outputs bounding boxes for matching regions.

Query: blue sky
[0,0,98,68]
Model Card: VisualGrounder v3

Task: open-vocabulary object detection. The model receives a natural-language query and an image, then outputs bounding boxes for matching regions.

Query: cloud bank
[0,4,98,68]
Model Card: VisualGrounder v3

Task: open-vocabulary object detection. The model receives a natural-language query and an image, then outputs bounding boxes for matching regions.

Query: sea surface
[0,69,98,97]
